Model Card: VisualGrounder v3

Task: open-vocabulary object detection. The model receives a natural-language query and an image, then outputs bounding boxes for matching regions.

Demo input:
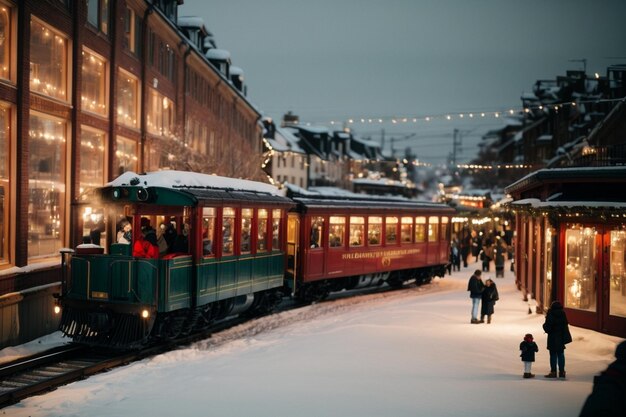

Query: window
[415,217,426,243]
[272,209,281,250]
[564,225,596,311]
[310,216,324,248]
[544,226,554,308]
[81,205,106,247]
[329,216,345,247]
[257,209,268,252]
[30,19,68,101]
[401,217,413,243]
[202,207,215,256]
[349,217,364,247]
[117,70,140,128]
[79,127,106,195]
[368,216,381,245]
[115,136,137,176]
[241,208,252,254]
[385,217,398,245]
[146,88,175,137]
[0,5,13,81]
[0,105,11,262]
[81,49,107,116]
[87,0,109,34]
[222,207,235,256]
[441,217,449,240]
[610,229,626,318]
[428,216,439,242]
[124,7,141,56]
[28,113,67,259]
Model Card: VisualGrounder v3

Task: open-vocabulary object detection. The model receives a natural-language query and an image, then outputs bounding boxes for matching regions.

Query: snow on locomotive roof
[108,171,284,196]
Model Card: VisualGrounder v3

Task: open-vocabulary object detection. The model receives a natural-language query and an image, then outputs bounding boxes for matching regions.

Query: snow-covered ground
[2,259,623,417]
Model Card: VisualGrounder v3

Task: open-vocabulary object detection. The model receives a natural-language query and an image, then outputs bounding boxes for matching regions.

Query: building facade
[0,0,264,348]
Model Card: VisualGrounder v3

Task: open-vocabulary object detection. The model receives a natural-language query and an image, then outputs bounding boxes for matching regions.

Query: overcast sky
[179,0,626,164]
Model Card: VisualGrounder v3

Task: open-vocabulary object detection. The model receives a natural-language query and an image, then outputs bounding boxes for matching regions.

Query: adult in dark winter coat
[579,340,626,417]
[542,300,572,378]
[480,279,499,323]
[467,270,484,324]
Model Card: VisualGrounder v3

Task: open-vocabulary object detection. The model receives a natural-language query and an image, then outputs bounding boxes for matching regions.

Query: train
[56,171,455,348]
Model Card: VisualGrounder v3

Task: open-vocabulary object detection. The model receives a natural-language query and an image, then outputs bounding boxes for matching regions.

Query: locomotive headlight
[54,305,61,315]
[141,309,150,319]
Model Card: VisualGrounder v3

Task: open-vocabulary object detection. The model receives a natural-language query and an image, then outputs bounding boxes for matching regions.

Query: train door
[286,214,300,292]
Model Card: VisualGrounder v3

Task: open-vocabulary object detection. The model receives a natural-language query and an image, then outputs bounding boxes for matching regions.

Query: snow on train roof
[108,171,284,196]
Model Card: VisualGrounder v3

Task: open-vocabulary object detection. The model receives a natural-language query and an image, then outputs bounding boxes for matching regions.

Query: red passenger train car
[285,189,456,301]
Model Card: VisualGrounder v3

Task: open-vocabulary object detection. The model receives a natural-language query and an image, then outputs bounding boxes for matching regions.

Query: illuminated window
[28,113,67,259]
[241,208,252,254]
[115,136,137,176]
[222,207,235,256]
[440,217,449,240]
[564,225,596,311]
[428,216,439,242]
[117,69,139,128]
[385,217,398,245]
[257,209,268,252]
[0,5,12,81]
[401,217,413,243]
[349,217,364,247]
[272,209,282,250]
[87,0,109,34]
[415,217,426,242]
[0,104,11,262]
[79,127,105,195]
[30,19,68,101]
[329,216,345,247]
[202,207,215,256]
[368,216,381,246]
[81,49,107,115]
[310,216,324,248]
[81,205,106,247]
[610,229,626,318]
[146,88,175,137]
[124,6,140,55]
[544,226,554,307]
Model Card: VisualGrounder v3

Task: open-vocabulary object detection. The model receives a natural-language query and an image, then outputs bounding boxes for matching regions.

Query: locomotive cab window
[368,216,382,245]
[329,216,345,248]
[385,217,398,245]
[415,216,426,243]
[202,207,216,256]
[310,216,324,248]
[257,209,268,252]
[401,217,413,244]
[81,205,106,248]
[349,217,364,247]
[222,207,235,256]
[428,216,439,242]
[241,208,252,254]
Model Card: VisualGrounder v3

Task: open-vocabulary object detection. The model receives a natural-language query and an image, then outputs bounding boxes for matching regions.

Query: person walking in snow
[542,300,572,378]
[467,269,484,324]
[520,333,539,378]
[579,340,626,417]
[480,278,499,323]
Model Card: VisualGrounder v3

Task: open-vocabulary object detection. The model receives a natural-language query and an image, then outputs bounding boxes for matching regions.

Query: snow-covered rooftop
[177,16,206,29]
[205,48,231,60]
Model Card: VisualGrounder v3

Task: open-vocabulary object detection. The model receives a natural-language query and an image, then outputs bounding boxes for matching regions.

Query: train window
[368,216,382,245]
[222,207,235,255]
[81,206,106,248]
[310,216,324,248]
[385,217,398,245]
[272,209,282,251]
[401,217,413,243]
[202,207,216,256]
[329,216,345,248]
[441,217,449,240]
[257,209,268,252]
[349,217,364,247]
[241,208,252,254]
[428,216,439,242]
[415,216,427,243]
